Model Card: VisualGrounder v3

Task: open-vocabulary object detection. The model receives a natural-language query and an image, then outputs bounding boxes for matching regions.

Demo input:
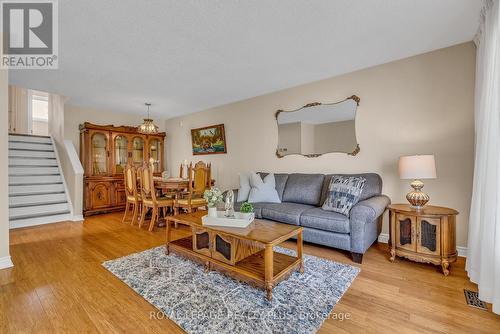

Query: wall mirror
[276,95,360,158]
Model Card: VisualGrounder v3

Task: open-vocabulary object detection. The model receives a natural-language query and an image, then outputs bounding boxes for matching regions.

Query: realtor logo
[1,0,58,69]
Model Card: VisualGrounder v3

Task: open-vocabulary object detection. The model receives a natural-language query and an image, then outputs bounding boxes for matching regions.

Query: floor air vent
[464,289,488,311]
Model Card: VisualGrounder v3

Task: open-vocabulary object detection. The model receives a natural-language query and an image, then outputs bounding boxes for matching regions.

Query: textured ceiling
[9,0,482,119]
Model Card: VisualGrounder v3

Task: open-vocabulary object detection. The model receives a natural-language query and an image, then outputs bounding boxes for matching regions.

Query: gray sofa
[233,173,390,263]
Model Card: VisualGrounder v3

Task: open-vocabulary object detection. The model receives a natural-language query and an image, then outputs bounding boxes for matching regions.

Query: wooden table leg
[389,211,396,262]
[297,231,304,273]
[441,260,450,276]
[165,218,171,255]
[264,245,274,301]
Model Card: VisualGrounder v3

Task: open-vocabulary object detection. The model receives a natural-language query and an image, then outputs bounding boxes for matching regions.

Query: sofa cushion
[261,202,314,225]
[282,173,325,205]
[300,207,350,234]
[258,172,289,200]
[320,173,382,204]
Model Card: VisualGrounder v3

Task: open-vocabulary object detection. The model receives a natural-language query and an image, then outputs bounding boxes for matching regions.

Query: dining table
[152,177,215,227]
[153,177,216,195]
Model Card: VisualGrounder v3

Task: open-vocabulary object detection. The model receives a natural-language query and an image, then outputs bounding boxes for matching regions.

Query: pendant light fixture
[138,102,159,134]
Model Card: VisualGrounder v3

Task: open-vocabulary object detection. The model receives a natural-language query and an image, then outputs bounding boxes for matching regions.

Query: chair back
[124,165,139,200]
[190,161,211,196]
[139,163,157,201]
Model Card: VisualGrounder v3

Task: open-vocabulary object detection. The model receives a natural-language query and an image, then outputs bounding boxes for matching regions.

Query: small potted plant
[240,202,254,214]
[239,202,255,220]
[203,188,223,217]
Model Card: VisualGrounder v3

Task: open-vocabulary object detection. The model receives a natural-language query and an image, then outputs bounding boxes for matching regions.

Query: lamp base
[406,179,429,209]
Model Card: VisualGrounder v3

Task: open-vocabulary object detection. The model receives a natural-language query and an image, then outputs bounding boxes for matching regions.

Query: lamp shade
[398,155,437,180]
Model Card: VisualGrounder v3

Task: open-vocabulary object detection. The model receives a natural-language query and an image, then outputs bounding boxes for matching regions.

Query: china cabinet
[80,122,166,216]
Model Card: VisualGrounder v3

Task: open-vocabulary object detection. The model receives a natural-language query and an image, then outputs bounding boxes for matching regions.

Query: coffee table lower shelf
[167,236,302,299]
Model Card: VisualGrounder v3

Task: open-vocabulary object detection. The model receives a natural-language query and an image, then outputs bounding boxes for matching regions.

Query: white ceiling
[9,0,482,119]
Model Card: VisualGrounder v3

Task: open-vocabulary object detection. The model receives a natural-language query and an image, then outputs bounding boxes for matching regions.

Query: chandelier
[138,102,159,134]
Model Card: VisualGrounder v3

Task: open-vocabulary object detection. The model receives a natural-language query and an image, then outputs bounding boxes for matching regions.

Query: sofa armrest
[349,195,391,254]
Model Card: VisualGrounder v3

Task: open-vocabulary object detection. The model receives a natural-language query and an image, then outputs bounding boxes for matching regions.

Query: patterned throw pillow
[322,176,366,216]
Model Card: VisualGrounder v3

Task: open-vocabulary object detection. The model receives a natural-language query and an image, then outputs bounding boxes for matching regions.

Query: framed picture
[191,124,227,155]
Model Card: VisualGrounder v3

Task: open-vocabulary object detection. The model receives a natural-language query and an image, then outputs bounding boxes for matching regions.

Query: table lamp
[398,155,437,209]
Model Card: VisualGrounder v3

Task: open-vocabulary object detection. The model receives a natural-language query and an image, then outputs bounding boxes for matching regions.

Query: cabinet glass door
[149,138,161,173]
[417,217,441,255]
[114,135,128,174]
[132,137,144,167]
[91,132,108,175]
[395,214,416,252]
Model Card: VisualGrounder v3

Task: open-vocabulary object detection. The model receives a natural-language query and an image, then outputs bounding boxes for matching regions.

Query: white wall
[47,95,83,220]
[164,42,476,247]
[0,68,13,269]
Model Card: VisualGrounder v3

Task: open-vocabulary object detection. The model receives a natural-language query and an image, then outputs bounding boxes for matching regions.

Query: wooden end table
[165,211,304,301]
[388,204,458,276]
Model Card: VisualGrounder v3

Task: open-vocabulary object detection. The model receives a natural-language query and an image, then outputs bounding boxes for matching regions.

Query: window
[31,93,48,136]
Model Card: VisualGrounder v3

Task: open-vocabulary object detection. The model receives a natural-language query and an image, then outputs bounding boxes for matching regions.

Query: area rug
[102,246,360,334]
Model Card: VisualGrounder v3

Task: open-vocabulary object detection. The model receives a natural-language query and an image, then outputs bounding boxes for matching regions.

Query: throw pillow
[237,172,252,202]
[248,173,281,203]
[322,176,366,215]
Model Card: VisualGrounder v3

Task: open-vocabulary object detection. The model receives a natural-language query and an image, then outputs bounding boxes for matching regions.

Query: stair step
[8,134,51,144]
[9,184,65,196]
[9,202,70,220]
[9,142,54,151]
[9,166,60,176]
[7,134,72,229]
[10,213,72,229]
[9,150,56,158]
[9,157,58,167]
[9,174,62,185]
[9,193,68,207]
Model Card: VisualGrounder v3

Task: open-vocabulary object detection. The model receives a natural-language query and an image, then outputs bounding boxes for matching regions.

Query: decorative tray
[202,211,255,228]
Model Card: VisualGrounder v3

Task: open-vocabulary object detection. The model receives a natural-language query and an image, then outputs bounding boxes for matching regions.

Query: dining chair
[174,161,210,214]
[122,165,142,225]
[138,163,174,231]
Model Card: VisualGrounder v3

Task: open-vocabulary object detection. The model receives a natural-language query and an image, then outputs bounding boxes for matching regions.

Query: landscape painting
[191,124,227,155]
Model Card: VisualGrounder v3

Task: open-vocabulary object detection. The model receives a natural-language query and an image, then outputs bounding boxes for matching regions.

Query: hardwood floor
[1,212,499,333]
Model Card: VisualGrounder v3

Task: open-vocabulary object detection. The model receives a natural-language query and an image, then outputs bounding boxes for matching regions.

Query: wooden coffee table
[165,211,304,301]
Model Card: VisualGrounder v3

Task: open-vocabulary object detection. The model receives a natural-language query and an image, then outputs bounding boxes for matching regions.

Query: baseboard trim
[457,246,468,258]
[378,233,390,243]
[71,215,84,222]
[377,233,467,258]
[0,256,14,270]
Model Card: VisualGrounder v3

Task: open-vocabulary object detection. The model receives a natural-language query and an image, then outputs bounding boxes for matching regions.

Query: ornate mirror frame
[275,95,360,158]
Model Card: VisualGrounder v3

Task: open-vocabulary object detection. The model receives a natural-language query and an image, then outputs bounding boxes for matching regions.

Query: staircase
[8,134,72,228]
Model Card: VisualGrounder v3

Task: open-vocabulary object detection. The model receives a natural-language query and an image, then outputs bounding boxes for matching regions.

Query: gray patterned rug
[102,246,359,334]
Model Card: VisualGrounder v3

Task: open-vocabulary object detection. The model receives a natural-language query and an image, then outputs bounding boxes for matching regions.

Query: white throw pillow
[248,173,281,203]
[237,172,252,202]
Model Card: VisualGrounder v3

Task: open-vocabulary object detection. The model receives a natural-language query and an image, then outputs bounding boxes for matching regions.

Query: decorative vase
[208,206,217,217]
